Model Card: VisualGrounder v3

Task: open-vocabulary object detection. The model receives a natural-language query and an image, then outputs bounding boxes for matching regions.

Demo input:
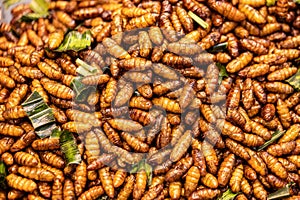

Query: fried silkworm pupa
[6,174,37,193]
[165,157,193,182]
[169,182,182,200]
[31,137,60,151]
[253,180,268,200]
[208,0,245,22]
[226,52,253,73]
[202,140,219,175]
[132,170,147,200]
[99,167,114,198]
[259,151,288,179]
[17,166,55,182]
[9,130,36,152]
[217,153,235,187]
[40,151,65,169]
[117,174,135,200]
[74,161,87,197]
[14,151,38,167]
[108,118,143,132]
[188,188,220,200]
[1,152,13,166]
[170,130,192,162]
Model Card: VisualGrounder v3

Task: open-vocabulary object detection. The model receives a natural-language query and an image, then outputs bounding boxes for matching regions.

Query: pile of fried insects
[0,0,300,199]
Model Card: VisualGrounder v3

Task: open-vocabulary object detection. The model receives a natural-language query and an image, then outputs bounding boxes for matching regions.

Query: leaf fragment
[60,130,82,165]
[286,68,300,91]
[22,91,58,138]
[55,31,92,52]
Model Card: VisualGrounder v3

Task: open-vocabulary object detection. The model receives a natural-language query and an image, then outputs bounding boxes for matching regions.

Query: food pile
[0,0,300,199]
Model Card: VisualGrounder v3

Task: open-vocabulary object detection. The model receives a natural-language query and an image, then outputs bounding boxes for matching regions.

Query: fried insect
[52,178,63,199]
[260,151,288,179]
[170,130,192,162]
[78,185,104,200]
[202,140,219,175]
[253,180,267,200]
[288,155,300,168]
[99,167,114,198]
[0,122,24,137]
[40,78,74,100]
[121,132,149,153]
[152,97,181,113]
[63,179,76,200]
[6,84,28,109]
[117,175,135,200]
[0,137,14,155]
[169,182,182,200]
[48,29,64,50]
[225,138,250,160]
[218,154,235,187]
[226,52,253,73]
[131,170,147,200]
[2,106,26,120]
[229,164,243,193]
[6,174,37,193]
[189,188,220,200]
[165,157,193,182]
[14,151,38,167]
[126,13,159,30]
[66,109,101,127]
[108,118,143,132]
[32,137,60,151]
[62,121,93,133]
[209,0,245,22]
[277,99,292,129]
[74,161,87,196]
[18,166,55,182]
[239,4,266,24]
[40,151,65,169]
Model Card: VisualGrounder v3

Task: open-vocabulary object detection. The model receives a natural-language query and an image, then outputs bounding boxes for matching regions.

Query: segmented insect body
[260,151,288,179]
[277,99,291,128]
[6,174,37,193]
[74,161,87,196]
[170,130,192,162]
[226,52,253,73]
[126,13,159,30]
[225,138,250,160]
[267,66,298,81]
[17,166,55,182]
[103,37,131,59]
[48,30,64,50]
[99,167,114,198]
[229,164,243,193]
[165,157,193,182]
[0,122,24,137]
[133,170,147,200]
[200,173,218,190]
[265,82,294,94]
[189,188,220,200]
[253,180,267,200]
[117,174,135,200]
[3,106,26,120]
[40,151,65,169]
[52,178,63,200]
[41,78,74,100]
[0,137,14,154]
[209,0,246,22]
[169,182,182,200]
[238,4,266,24]
[153,97,181,113]
[63,179,76,200]
[218,154,235,187]
[121,131,149,153]
[37,61,62,80]
[202,140,219,175]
